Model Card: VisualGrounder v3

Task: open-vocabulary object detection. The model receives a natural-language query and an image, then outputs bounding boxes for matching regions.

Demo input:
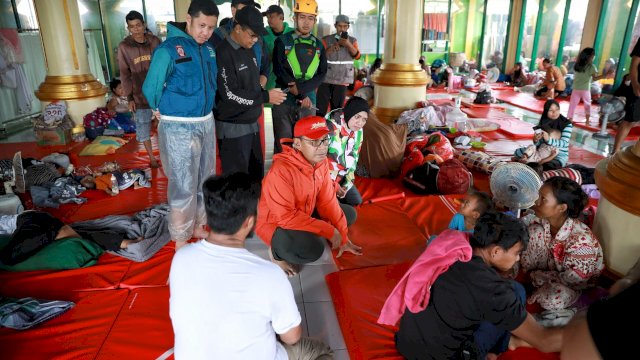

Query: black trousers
[271,203,357,265]
[272,103,316,154]
[316,83,347,117]
[218,132,264,181]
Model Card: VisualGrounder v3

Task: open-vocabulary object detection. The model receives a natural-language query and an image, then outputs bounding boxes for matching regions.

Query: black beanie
[343,96,370,122]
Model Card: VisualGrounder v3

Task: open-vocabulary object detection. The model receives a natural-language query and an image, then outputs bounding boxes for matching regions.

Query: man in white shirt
[169,172,332,359]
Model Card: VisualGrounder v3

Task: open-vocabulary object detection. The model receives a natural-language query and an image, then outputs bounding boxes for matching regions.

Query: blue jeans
[474,281,526,357]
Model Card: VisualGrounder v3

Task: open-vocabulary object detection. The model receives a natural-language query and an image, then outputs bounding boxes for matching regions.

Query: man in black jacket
[215,6,286,180]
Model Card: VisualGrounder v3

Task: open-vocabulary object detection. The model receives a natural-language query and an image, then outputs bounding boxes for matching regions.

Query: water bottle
[446,97,468,132]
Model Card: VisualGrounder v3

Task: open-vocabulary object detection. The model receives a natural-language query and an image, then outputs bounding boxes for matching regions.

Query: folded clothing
[0,297,74,330]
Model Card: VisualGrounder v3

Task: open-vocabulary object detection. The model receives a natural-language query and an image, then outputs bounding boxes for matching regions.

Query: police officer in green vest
[271,0,327,153]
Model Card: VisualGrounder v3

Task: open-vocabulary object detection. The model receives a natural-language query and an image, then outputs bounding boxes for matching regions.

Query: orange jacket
[256,142,349,246]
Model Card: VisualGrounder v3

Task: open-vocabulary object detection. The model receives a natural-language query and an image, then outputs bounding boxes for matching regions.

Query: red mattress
[119,244,175,289]
[326,263,560,360]
[353,177,406,203]
[400,194,462,239]
[0,289,129,360]
[96,287,174,360]
[333,200,426,270]
[0,253,130,299]
[492,90,548,113]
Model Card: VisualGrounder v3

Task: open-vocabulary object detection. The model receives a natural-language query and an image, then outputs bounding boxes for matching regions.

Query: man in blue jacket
[142,0,218,250]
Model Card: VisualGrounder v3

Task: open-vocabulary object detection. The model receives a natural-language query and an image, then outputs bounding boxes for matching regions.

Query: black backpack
[474,90,492,104]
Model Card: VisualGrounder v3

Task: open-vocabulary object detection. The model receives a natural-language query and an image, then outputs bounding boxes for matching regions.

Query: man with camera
[317,15,361,117]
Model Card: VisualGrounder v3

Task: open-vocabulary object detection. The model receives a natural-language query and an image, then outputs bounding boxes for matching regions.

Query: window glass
[78,0,109,84]
[595,0,633,92]
[99,0,144,77]
[482,0,510,71]
[560,0,587,72]
[0,0,17,28]
[620,5,640,81]
[340,0,378,67]
[145,0,174,40]
[16,0,37,30]
[422,0,449,65]
[450,0,484,67]
[521,0,539,70]
[535,0,567,68]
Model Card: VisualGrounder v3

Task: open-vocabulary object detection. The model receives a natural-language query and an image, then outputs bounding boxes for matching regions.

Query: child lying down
[80,169,151,196]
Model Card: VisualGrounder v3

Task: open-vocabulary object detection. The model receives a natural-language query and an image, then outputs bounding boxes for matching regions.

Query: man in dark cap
[214,6,287,181]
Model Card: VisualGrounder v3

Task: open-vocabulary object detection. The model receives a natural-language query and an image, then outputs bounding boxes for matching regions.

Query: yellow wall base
[593,197,640,276]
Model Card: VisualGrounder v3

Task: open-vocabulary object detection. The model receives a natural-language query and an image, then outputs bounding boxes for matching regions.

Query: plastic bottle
[446,97,468,132]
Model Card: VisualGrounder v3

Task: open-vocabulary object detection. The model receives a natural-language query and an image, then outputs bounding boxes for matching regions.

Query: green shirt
[573,64,597,91]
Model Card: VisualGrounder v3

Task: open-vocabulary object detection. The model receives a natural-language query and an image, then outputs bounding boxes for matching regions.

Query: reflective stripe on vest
[327,61,355,65]
[286,36,321,81]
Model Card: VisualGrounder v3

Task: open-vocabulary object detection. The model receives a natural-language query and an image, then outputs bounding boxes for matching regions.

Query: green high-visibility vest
[285,34,321,81]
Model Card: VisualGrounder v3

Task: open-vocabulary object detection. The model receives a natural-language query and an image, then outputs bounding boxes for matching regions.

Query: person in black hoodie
[215,6,286,180]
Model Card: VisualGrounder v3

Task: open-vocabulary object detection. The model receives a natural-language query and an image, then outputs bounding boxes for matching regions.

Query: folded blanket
[71,204,171,262]
[0,297,74,330]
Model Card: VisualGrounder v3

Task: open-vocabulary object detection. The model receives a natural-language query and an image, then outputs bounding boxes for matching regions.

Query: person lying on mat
[427,191,493,245]
[256,116,362,277]
[513,99,573,171]
[169,172,332,360]
[388,212,563,360]
[535,58,566,99]
[326,96,370,206]
[519,177,603,313]
[561,258,640,360]
[0,211,140,266]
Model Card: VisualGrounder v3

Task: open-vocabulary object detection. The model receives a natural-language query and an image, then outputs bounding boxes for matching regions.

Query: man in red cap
[256,116,362,276]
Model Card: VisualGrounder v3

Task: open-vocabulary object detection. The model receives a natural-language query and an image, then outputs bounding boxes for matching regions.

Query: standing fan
[490,162,542,217]
[594,95,625,140]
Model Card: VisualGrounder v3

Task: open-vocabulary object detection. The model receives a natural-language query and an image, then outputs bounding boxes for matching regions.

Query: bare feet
[150,157,159,168]
[192,225,210,239]
[508,335,532,351]
[269,247,298,277]
[120,237,143,249]
[55,225,80,240]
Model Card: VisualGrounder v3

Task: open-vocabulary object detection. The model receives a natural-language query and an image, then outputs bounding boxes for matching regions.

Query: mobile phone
[282,88,290,93]
[340,31,349,39]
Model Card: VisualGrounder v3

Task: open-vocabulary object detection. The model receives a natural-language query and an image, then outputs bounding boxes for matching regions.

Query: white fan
[490,162,542,217]
[594,95,626,140]
[12,151,25,194]
[487,67,500,83]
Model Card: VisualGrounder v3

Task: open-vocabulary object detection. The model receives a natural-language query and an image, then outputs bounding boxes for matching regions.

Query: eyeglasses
[241,27,259,40]
[300,136,331,148]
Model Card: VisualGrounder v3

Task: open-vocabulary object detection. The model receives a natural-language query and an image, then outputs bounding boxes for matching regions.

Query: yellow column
[371,0,429,124]
[33,0,107,127]
[593,141,640,276]
[174,0,190,22]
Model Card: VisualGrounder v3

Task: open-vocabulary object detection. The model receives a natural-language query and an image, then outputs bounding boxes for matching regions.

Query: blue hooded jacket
[143,22,217,117]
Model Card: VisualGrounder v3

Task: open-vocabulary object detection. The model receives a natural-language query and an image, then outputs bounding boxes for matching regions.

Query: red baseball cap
[294,116,329,140]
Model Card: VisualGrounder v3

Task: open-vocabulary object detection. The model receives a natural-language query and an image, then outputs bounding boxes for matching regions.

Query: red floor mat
[400,194,462,238]
[353,177,406,203]
[462,106,516,120]
[119,244,175,289]
[333,200,426,270]
[96,287,174,360]
[0,289,129,360]
[568,147,605,168]
[0,253,130,299]
[326,263,409,360]
[326,263,560,360]
[492,90,548,113]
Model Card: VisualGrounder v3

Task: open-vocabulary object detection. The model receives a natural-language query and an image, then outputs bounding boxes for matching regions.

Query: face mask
[625,80,631,86]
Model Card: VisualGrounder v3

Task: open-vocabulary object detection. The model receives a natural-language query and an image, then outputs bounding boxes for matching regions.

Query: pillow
[0,235,104,272]
[542,168,582,185]
[79,136,127,156]
[455,150,505,174]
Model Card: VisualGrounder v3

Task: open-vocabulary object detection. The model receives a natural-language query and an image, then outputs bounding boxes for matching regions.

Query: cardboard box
[35,128,72,146]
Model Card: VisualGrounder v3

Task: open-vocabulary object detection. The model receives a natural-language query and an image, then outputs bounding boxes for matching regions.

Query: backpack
[474,89,492,104]
[403,158,472,195]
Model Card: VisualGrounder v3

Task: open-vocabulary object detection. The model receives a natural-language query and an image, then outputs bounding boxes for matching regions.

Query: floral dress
[520,215,604,310]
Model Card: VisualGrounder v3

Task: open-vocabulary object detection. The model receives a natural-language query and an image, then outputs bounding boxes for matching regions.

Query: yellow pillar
[371,0,429,124]
[593,141,640,276]
[33,0,107,127]
[174,0,190,22]
[580,0,602,50]
[504,0,524,69]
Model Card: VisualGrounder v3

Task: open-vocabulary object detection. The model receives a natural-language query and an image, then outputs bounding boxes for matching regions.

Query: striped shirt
[545,122,573,166]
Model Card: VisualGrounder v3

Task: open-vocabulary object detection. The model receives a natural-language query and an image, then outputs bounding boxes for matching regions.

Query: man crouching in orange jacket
[256,116,363,276]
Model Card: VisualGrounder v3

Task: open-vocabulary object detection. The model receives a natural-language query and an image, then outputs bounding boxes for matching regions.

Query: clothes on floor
[30,177,87,209]
[270,202,357,265]
[520,215,604,311]
[70,204,171,262]
[395,256,527,360]
[170,240,301,360]
[256,143,350,247]
[0,214,18,235]
[0,297,74,330]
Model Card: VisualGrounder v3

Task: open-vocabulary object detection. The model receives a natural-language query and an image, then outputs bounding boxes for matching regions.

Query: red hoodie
[256,142,349,246]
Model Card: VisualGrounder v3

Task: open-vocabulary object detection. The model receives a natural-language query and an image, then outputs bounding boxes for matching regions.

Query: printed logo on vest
[175,45,186,58]
[207,47,215,58]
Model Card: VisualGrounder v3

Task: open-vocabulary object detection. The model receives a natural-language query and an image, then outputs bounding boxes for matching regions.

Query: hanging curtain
[85,30,106,86]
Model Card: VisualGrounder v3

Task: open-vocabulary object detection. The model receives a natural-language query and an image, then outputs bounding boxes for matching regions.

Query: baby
[428,191,494,244]
[517,127,560,163]
[80,169,150,196]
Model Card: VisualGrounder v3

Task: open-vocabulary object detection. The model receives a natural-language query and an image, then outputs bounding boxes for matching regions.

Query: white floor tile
[300,263,338,303]
[304,301,346,351]
[332,349,350,360]
[297,302,309,337]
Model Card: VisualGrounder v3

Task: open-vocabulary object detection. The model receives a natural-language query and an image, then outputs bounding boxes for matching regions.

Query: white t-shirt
[169,240,301,360]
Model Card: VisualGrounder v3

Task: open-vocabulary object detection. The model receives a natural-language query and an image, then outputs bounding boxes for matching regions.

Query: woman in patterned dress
[520,176,604,311]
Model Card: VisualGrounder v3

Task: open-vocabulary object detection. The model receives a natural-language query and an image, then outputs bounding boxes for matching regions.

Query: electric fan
[12,151,25,194]
[593,95,625,140]
[486,67,500,83]
[490,162,542,217]
[0,152,25,215]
